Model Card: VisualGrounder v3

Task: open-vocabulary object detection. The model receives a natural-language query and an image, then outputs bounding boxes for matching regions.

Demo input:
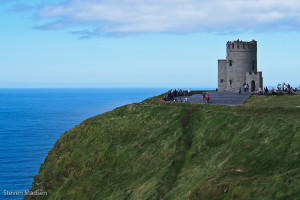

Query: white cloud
[32,0,300,36]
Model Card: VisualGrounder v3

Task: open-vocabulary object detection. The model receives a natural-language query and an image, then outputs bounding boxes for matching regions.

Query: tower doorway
[251,80,255,92]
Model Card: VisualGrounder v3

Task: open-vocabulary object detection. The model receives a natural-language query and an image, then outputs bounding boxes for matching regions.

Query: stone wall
[246,72,263,92]
[218,59,227,91]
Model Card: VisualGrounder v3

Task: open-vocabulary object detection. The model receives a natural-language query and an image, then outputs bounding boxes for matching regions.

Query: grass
[244,94,300,107]
[24,94,300,200]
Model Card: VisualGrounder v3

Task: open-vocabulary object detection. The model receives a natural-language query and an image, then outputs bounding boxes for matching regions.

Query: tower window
[229,80,233,85]
[237,44,239,49]
[229,60,232,66]
[243,44,245,48]
[220,79,224,83]
[252,61,255,71]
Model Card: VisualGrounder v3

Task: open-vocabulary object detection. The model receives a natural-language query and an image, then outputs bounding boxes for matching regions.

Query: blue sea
[0,88,166,199]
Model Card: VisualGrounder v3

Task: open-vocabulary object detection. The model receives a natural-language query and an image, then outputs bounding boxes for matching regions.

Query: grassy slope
[25,95,300,200]
[243,95,300,107]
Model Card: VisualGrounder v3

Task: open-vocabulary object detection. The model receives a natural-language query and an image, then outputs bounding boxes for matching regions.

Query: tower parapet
[226,39,257,52]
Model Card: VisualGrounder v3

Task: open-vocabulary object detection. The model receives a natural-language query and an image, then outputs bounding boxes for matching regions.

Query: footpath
[183,91,252,106]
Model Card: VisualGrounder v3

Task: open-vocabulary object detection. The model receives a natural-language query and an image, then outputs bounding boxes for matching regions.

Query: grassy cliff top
[243,95,300,107]
[25,94,300,200]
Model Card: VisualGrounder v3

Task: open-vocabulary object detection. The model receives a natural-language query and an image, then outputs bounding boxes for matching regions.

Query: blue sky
[1,0,300,88]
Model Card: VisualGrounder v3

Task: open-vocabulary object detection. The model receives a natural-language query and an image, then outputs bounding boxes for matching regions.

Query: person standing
[259,87,262,95]
[272,88,276,95]
[206,95,210,104]
[202,92,206,102]
[264,87,268,95]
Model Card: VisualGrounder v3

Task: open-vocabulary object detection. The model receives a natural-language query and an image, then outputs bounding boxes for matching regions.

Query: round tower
[226,40,257,91]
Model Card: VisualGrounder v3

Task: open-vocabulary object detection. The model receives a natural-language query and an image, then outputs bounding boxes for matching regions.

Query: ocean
[0,88,166,199]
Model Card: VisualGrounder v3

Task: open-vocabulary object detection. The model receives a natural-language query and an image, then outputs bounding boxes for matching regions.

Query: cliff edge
[25,94,300,200]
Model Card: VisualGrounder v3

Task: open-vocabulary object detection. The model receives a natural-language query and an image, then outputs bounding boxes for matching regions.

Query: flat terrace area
[182,91,252,106]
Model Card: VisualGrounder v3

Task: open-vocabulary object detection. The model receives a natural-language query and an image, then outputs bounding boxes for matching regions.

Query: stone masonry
[218,40,263,92]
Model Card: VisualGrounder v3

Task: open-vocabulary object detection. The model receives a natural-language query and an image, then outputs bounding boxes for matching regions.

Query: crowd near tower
[218,40,263,92]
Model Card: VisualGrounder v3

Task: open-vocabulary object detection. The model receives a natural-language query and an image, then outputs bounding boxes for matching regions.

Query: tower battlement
[247,71,262,76]
[227,39,257,52]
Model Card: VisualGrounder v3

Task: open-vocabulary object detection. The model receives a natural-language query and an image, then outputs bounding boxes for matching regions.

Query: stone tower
[218,40,263,92]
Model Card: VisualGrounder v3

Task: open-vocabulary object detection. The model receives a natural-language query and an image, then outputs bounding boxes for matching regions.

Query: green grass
[244,94,300,107]
[25,94,300,200]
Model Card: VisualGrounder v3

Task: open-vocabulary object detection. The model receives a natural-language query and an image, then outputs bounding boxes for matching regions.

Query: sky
[1,0,300,88]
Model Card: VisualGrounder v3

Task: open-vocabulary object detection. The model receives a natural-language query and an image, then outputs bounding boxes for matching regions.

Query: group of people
[260,84,298,95]
[276,83,298,95]
[242,83,250,92]
[264,83,298,96]
[160,88,210,104]
[238,82,299,95]
[257,87,274,95]
[201,92,210,104]
[238,83,250,94]
[161,88,186,102]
